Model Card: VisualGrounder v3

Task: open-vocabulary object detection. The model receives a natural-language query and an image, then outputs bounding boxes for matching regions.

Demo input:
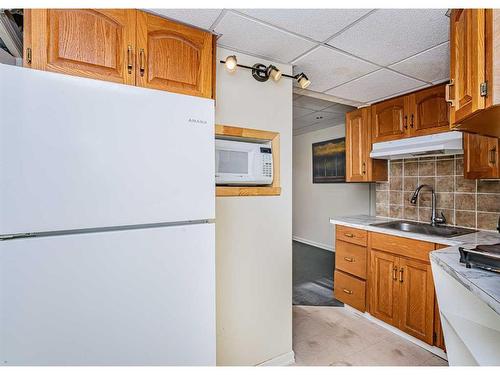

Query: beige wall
[293,125,373,250]
[215,47,293,365]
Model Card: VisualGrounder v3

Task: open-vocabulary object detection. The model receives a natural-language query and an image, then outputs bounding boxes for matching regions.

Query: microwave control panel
[260,147,272,178]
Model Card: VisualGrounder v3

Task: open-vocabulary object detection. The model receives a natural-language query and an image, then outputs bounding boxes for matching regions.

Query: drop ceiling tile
[325,69,428,103]
[237,9,372,42]
[328,9,449,66]
[293,106,316,119]
[214,11,316,63]
[389,42,450,83]
[294,110,344,128]
[292,46,378,92]
[293,95,336,111]
[148,9,222,30]
[323,103,355,114]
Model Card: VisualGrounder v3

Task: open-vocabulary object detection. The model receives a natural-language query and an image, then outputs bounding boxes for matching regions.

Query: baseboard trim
[292,236,334,252]
[343,305,448,360]
[257,351,295,366]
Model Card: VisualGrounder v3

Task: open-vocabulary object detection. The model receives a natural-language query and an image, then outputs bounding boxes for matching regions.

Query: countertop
[329,215,500,315]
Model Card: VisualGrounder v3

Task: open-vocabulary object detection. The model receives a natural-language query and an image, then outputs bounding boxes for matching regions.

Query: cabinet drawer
[370,232,434,263]
[336,225,367,246]
[335,240,367,279]
[334,270,366,312]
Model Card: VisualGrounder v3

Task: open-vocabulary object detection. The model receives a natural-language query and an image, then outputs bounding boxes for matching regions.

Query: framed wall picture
[312,138,346,183]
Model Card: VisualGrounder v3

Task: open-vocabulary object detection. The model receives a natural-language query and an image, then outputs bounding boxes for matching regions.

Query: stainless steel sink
[370,220,477,238]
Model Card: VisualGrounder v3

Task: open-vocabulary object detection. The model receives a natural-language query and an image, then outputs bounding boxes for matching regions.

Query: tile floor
[293,305,448,366]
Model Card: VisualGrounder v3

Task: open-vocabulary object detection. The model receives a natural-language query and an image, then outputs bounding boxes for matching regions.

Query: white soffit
[214,11,316,63]
[328,9,449,66]
[237,8,372,42]
[292,45,379,92]
[389,42,450,84]
[326,69,428,104]
[147,9,222,29]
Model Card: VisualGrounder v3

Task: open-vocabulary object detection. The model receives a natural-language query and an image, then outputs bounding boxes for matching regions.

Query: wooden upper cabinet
[463,132,500,179]
[369,250,400,327]
[346,107,388,182]
[398,257,435,345]
[136,11,214,98]
[371,96,407,143]
[26,9,137,85]
[408,84,450,137]
[346,108,368,182]
[449,9,487,125]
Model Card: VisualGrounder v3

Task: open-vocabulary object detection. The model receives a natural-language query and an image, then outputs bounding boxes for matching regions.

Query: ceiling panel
[389,42,450,84]
[323,103,355,114]
[148,9,222,29]
[326,69,428,103]
[214,11,316,63]
[293,106,316,119]
[237,9,372,42]
[328,9,449,66]
[293,95,337,111]
[292,46,379,92]
[294,110,345,128]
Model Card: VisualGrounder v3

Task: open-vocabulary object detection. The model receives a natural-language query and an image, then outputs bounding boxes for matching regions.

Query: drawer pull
[342,288,353,295]
[399,267,404,282]
[127,45,133,74]
[392,266,398,281]
[445,79,455,107]
[344,233,354,238]
[343,257,355,262]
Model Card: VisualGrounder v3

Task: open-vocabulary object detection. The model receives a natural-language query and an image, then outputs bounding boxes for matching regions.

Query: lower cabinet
[334,270,366,312]
[369,237,435,345]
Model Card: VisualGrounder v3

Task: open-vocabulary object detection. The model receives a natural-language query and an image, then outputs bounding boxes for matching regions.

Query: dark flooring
[292,240,343,307]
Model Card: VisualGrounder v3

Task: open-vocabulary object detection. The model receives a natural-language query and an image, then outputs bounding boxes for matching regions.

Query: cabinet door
[463,132,499,179]
[28,9,136,84]
[398,258,435,345]
[136,11,214,98]
[449,9,487,124]
[346,108,368,182]
[371,96,407,143]
[369,250,399,327]
[408,85,450,137]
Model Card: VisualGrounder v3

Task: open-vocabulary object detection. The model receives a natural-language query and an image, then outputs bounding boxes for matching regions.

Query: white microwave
[215,139,273,185]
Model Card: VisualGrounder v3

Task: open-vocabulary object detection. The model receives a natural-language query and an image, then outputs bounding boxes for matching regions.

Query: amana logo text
[188,118,207,125]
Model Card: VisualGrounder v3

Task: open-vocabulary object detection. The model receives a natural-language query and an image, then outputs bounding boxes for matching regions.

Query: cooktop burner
[459,243,500,273]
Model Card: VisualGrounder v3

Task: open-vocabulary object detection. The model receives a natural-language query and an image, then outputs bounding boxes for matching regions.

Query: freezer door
[0,223,215,365]
[0,64,214,235]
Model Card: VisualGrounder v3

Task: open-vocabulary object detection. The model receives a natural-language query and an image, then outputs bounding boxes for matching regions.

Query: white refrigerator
[0,64,216,365]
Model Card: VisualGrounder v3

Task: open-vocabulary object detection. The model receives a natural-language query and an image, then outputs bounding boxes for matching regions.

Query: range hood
[370,131,463,160]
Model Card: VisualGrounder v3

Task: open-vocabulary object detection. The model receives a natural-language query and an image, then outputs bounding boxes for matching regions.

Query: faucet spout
[409,184,446,226]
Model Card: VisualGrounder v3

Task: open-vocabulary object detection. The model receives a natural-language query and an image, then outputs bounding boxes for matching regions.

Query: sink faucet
[410,184,446,226]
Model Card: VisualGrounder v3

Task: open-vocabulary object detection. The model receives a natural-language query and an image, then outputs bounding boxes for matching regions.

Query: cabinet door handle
[344,257,355,263]
[344,233,354,238]
[392,266,398,281]
[127,45,133,74]
[490,147,497,165]
[399,267,404,282]
[362,162,366,175]
[139,49,145,77]
[445,79,455,107]
[404,115,408,130]
[26,47,32,64]
[410,114,414,128]
[342,288,353,295]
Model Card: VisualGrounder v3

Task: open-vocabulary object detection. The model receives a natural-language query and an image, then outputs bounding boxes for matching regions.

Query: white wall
[215,48,293,365]
[293,125,372,250]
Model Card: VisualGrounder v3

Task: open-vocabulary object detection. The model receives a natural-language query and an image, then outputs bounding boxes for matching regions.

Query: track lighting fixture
[224,55,238,72]
[266,65,282,82]
[295,73,311,89]
[220,55,311,88]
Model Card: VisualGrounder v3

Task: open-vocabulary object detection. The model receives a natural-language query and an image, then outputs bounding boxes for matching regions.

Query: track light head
[266,65,282,82]
[252,63,269,82]
[224,55,238,72]
[296,73,311,89]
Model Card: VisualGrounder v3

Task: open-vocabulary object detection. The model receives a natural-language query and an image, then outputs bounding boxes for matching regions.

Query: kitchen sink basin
[370,220,477,238]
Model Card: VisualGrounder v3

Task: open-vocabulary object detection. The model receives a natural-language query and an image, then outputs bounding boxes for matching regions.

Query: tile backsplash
[376,155,500,231]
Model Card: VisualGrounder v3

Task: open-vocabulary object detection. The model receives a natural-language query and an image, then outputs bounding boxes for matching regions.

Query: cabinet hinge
[480,81,488,97]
